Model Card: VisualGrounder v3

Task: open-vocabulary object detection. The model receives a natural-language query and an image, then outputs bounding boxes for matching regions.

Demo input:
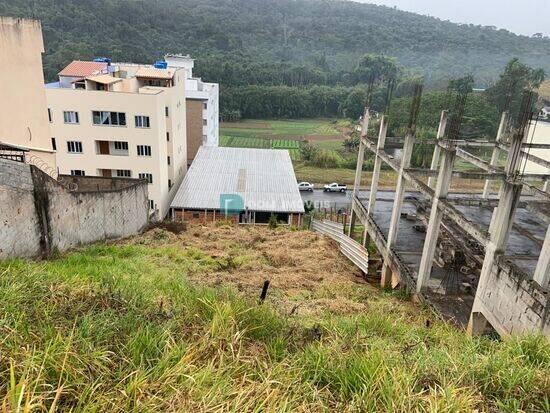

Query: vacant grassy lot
[0,225,548,412]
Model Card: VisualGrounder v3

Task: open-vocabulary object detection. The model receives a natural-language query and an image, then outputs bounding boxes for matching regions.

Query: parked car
[298,181,314,191]
[323,182,347,193]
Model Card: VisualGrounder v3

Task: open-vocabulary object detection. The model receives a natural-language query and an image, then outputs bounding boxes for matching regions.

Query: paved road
[300,188,353,209]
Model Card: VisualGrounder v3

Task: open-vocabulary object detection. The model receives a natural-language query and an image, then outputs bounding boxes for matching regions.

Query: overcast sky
[355,0,549,37]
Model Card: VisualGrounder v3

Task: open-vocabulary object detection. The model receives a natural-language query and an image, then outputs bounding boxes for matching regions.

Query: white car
[323,182,347,193]
[298,182,314,192]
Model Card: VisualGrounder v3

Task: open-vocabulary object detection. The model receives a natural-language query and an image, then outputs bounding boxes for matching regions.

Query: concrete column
[468,312,489,336]
[380,264,393,288]
[543,179,549,193]
[386,132,415,247]
[367,115,388,216]
[348,108,370,237]
[416,146,456,292]
[381,131,416,285]
[353,122,369,195]
[427,111,448,188]
[482,112,508,199]
[533,225,550,288]
[468,182,523,335]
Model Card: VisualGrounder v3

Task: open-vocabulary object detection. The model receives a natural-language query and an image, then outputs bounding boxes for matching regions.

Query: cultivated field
[0,224,548,411]
[221,118,351,173]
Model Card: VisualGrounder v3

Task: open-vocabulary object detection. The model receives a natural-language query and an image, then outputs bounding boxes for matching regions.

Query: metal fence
[311,219,369,274]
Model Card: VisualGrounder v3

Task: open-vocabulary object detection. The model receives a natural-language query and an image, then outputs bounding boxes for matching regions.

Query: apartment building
[46,60,187,219]
[164,54,219,164]
[0,17,55,168]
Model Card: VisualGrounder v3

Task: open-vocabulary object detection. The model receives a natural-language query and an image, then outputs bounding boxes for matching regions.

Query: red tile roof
[58,60,108,77]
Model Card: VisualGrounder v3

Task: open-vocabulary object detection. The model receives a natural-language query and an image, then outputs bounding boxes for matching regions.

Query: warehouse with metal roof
[170,146,305,225]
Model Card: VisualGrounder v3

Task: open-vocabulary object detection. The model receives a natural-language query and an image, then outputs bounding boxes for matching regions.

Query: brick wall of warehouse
[186,99,204,165]
[0,157,149,259]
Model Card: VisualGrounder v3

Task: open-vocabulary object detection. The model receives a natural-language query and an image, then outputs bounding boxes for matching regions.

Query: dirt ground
[128,224,381,318]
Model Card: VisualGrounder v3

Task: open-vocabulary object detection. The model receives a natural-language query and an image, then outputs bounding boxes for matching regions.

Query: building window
[165,106,169,117]
[167,156,171,165]
[166,132,170,141]
[67,141,83,153]
[51,137,57,151]
[137,145,152,156]
[168,179,172,189]
[114,141,128,151]
[202,134,207,143]
[70,170,85,176]
[47,108,52,123]
[135,115,150,128]
[203,119,207,126]
[116,169,131,177]
[92,111,126,126]
[139,173,153,184]
[149,200,155,210]
[63,111,79,124]
[203,102,207,110]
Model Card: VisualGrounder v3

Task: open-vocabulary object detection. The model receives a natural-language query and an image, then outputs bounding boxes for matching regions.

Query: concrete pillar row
[416,146,456,292]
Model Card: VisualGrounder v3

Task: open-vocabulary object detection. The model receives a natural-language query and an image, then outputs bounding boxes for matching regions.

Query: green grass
[220,135,271,149]
[220,119,344,140]
[0,230,548,412]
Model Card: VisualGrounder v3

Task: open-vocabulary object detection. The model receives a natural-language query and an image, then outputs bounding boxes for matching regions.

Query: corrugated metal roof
[58,61,108,77]
[171,147,305,213]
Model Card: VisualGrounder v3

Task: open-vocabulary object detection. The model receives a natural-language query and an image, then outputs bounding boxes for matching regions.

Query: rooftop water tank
[93,57,112,65]
[154,60,168,69]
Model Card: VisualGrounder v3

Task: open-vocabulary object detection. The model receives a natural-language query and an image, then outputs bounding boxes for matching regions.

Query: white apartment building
[164,54,219,164]
[46,60,188,219]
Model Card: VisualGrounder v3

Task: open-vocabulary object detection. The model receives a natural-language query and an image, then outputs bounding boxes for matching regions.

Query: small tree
[268,213,278,229]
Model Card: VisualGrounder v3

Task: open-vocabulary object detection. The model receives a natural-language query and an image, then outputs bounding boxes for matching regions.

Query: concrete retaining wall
[477,257,549,336]
[0,157,149,259]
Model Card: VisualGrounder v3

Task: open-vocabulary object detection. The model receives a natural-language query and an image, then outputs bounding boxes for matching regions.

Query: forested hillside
[2,0,550,85]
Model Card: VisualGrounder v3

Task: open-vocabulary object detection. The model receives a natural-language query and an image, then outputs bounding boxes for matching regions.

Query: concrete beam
[406,168,506,181]
[456,147,502,173]
[497,143,550,170]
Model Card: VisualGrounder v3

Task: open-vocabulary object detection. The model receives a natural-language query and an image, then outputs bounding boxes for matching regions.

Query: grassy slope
[0,225,548,412]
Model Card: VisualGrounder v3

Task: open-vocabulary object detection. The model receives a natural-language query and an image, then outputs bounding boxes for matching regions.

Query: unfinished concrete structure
[348,91,549,337]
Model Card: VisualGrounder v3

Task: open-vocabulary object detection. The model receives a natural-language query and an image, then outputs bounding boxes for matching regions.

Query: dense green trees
[3,0,550,85]
[1,0,546,128]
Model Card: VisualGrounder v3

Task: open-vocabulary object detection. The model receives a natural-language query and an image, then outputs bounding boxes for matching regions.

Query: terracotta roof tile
[58,60,108,77]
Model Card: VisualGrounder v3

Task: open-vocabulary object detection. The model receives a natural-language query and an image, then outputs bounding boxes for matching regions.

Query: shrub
[268,213,278,229]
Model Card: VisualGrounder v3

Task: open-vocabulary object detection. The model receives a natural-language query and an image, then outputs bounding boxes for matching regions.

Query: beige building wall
[186,99,204,164]
[0,17,55,167]
[46,72,187,219]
